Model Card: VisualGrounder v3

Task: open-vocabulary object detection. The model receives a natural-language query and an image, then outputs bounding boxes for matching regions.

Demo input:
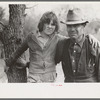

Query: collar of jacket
[70,34,85,48]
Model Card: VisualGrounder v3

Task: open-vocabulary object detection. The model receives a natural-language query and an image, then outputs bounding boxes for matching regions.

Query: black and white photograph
[0,1,100,98]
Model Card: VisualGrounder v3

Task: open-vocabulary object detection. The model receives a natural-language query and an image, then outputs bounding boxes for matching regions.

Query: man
[55,8,100,82]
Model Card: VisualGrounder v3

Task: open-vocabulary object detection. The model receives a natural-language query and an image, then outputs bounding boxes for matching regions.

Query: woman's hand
[15,57,28,69]
[88,34,100,48]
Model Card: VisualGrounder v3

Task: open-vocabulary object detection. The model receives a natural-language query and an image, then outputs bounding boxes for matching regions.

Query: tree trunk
[2,4,27,83]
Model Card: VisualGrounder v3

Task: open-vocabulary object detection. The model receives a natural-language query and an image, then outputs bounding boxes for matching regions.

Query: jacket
[55,36,100,82]
[6,32,66,77]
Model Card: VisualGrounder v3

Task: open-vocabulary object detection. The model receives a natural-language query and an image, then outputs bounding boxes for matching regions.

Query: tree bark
[2,4,27,83]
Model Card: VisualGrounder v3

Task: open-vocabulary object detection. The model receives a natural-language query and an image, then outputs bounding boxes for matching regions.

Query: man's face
[67,24,85,40]
[43,20,56,36]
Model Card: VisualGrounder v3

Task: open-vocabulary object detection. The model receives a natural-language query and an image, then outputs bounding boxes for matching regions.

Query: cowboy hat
[61,8,88,25]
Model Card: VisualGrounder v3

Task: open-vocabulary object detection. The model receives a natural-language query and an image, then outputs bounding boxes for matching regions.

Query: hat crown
[67,8,84,22]
[60,8,88,25]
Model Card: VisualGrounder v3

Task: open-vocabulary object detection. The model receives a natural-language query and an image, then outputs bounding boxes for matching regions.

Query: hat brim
[60,20,88,25]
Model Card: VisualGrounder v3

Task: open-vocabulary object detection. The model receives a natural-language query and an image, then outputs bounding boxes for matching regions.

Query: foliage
[0,7,5,21]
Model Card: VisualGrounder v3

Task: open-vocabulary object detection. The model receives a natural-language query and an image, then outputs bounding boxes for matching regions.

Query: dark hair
[38,11,59,33]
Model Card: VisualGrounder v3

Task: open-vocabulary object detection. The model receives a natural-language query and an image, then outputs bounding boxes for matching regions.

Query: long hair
[38,11,59,33]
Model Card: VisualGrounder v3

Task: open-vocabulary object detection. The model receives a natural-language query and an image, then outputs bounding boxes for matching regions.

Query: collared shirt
[36,31,54,49]
[69,35,85,74]
[70,34,85,49]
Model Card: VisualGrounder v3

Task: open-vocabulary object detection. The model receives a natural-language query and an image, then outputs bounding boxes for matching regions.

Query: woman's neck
[40,31,53,39]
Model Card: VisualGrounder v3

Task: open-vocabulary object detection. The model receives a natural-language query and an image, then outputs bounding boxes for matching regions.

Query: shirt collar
[70,34,85,48]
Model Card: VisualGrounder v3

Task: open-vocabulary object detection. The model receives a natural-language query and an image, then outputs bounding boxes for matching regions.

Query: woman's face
[43,20,56,36]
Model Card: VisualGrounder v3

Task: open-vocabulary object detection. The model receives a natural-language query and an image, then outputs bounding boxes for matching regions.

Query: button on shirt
[69,35,85,74]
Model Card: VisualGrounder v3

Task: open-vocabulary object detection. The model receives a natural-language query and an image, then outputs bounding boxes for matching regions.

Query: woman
[6,11,65,83]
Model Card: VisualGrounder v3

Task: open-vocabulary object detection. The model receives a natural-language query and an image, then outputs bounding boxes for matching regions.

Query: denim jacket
[6,32,66,78]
